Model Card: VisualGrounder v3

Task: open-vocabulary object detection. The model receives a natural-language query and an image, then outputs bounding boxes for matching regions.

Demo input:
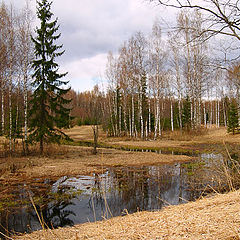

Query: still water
[0,154,221,238]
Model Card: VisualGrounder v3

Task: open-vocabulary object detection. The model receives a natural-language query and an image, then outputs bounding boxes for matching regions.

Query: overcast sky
[9,0,174,92]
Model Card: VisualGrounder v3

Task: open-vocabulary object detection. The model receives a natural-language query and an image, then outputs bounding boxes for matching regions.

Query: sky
[9,0,174,92]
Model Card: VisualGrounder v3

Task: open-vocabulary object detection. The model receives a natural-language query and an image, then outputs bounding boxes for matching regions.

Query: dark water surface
[0,153,222,238]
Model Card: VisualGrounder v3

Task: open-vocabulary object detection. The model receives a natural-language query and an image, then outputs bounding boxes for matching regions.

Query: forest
[67,11,240,139]
[2,0,240,239]
[1,0,240,158]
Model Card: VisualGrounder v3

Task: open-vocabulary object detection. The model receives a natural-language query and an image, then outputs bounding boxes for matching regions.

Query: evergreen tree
[29,0,71,154]
[182,96,191,130]
[227,100,239,135]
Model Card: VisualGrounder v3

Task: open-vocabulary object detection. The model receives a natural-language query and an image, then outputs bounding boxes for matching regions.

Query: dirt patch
[14,189,240,240]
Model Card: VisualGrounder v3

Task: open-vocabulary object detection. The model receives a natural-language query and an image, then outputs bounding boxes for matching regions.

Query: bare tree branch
[149,0,240,41]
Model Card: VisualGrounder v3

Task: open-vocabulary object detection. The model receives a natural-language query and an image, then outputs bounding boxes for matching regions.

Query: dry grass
[0,145,193,181]
[0,143,194,204]
[14,189,240,240]
[64,125,105,141]
[4,125,240,239]
[101,126,240,151]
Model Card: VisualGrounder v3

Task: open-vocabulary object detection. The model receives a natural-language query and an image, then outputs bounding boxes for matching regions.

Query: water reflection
[0,157,221,239]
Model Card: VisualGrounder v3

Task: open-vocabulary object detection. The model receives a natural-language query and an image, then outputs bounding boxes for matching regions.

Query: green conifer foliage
[29,0,71,154]
[227,100,239,135]
[182,96,191,130]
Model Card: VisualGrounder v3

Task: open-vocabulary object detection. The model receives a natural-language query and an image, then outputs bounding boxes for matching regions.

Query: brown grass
[0,143,194,204]
[14,189,240,240]
[0,145,193,181]
[64,125,105,142]
[3,125,240,239]
[98,126,240,150]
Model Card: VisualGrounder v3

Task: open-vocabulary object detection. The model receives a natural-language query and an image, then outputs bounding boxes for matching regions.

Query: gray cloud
[51,0,164,61]
[9,0,169,91]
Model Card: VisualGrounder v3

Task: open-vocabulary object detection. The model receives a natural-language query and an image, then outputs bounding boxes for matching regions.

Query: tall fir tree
[227,100,239,135]
[29,0,71,154]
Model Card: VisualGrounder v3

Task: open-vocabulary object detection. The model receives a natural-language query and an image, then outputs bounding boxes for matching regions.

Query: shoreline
[14,189,240,240]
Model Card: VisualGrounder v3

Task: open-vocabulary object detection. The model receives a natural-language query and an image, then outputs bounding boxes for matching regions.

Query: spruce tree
[227,100,239,135]
[29,0,71,154]
[182,96,191,130]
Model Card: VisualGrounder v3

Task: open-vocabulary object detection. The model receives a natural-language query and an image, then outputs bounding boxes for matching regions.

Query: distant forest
[1,2,240,153]
[69,10,240,138]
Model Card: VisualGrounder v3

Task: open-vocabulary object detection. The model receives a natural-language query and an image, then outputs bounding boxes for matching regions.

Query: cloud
[61,53,108,92]
[54,0,161,61]
[9,0,173,92]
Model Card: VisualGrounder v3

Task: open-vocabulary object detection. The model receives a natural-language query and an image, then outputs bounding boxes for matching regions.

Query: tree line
[1,0,240,156]
[102,10,240,138]
[0,2,33,153]
[0,0,70,155]
[70,10,240,138]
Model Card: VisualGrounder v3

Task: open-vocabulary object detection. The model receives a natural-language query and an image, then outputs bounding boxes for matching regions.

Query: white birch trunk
[9,76,12,153]
[203,102,207,128]
[148,97,151,137]
[170,99,174,132]
[131,94,135,137]
[139,85,144,139]
[154,100,160,140]
[178,99,182,130]
[123,96,127,134]
[145,120,148,139]
[158,106,161,137]
[223,100,227,127]
[119,105,121,136]
[115,91,118,136]
[1,81,4,135]
[210,101,213,128]
[215,100,219,128]
[198,99,201,127]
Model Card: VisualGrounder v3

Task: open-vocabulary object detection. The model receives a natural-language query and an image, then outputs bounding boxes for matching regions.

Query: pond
[0,153,224,239]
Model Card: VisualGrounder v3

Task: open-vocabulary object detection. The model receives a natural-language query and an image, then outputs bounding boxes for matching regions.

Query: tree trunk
[148,93,151,137]
[178,99,182,130]
[131,94,135,137]
[1,80,4,135]
[223,100,227,127]
[203,101,207,128]
[23,72,29,154]
[170,99,174,132]
[9,82,12,154]
[92,125,98,155]
[40,137,43,155]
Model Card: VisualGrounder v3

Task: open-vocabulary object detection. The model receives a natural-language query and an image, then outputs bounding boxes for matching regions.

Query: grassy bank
[14,189,240,240]
[1,125,240,239]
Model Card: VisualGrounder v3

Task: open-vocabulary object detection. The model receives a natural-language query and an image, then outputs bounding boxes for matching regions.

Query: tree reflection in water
[35,199,76,229]
[0,159,219,239]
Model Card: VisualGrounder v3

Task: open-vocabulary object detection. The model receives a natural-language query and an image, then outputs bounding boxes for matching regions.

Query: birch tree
[0,3,9,136]
[17,3,33,153]
[149,0,240,42]
[149,20,167,139]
